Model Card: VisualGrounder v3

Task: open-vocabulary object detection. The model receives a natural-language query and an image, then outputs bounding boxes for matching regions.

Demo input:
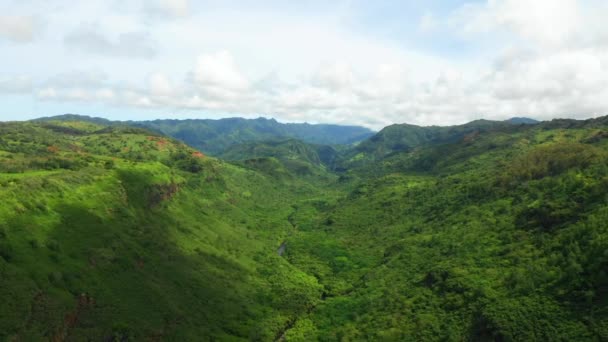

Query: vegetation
[130,117,374,156]
[0,120,322,340]
[1,115,607,340]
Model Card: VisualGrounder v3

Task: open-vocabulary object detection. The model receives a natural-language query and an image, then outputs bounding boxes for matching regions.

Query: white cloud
[0,15,41,43]
[5,0,608,128]
[312,63,356,91]
[193,51,250,96]
[452,0,582,47]
[149,72,174,96]
[64,26,157,58]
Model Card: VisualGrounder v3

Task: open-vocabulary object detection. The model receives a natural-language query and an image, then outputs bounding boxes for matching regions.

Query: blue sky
[1,0,607,129]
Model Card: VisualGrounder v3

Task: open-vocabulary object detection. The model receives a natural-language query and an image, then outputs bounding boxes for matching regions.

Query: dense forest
[0,115,607,340]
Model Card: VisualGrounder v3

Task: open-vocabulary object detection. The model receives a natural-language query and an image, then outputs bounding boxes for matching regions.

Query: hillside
[280,118,608,340]
[219,139,344,179]
[0,119,326,340]
[34,115,374,157]
[348,119,525,164]
[1,115,608,340]
[132,117,374,156]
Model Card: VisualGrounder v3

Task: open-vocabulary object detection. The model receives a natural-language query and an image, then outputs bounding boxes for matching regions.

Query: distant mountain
[34,114,113,125]
[506,117,539,125]
[132,117,374,155]
[31,114,375,156]
[348,119,516,163]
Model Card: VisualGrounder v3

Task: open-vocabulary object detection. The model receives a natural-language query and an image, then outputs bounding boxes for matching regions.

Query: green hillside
[1,116,607,341]
[132,117,374,156]
[348,119,534,165]
[220,139,344,179]
[0,119,325,340]
[283,120,608,340]
[35,115,374,157]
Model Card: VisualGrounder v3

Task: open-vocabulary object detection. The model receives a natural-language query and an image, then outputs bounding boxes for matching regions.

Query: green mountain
[1,115,608,340]
[349,119,515,162]
[132,117,374,156]
[0,119,324,340]
[283,118,608,340]
[35,115,374,157]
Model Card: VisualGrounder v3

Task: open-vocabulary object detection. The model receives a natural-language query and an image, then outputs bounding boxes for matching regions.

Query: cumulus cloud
[312,63,356,91]
[64,26,157,58]
[192,51,250,101]
[0,15,41,43]
[6,0,608,128]
[452,0,582,47]
[149,72,175,96]
[29,45,608,128]
[439,0,608,122]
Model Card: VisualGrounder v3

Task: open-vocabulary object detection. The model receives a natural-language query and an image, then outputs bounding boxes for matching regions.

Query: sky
[1,0,608,129]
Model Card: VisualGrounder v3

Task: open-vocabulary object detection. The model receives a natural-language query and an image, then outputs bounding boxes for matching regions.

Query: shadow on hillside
[11,203,262,341]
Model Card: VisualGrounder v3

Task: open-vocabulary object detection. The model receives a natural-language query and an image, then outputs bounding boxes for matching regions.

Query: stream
[277,241,287,256]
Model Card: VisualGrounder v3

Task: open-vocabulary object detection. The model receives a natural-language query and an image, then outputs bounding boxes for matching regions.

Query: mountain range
[1,113,607,341]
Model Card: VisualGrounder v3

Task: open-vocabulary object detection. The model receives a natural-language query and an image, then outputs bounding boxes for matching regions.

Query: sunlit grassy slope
[0,120,324,341]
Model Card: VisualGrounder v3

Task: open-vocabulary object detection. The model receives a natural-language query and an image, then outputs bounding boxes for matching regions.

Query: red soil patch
[463,131,480,143]
[52,293,95,342]
[47,145,60,153]
[192,151,205,159]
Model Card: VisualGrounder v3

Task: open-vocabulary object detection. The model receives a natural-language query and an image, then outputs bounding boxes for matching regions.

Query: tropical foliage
[1,115,607,340]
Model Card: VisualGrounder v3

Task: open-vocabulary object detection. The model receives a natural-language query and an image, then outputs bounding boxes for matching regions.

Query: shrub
[503,143,601,183]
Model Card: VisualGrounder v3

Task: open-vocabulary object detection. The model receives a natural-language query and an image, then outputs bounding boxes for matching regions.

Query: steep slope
[0,120,324,341]
[279,120,608,340]
[220,139,344,179]
[348,119,526,166]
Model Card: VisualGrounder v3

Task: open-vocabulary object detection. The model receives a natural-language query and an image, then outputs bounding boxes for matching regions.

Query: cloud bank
[1,0,608,128]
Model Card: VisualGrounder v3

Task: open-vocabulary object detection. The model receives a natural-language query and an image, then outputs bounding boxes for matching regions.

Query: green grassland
[1,116,608,340]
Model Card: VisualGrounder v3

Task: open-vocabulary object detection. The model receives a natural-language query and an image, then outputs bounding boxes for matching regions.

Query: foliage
[1,115,608,341]
[133,117,374,155]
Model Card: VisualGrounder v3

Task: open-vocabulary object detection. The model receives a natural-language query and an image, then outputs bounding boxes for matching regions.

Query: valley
[0,115,607,340]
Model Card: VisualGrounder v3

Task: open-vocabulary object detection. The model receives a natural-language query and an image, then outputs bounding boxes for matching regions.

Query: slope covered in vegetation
[281,119,608,340]
[132,117,374,156]
[35,115,374,157]
[0,119,324,340]
[1,115,607,341]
